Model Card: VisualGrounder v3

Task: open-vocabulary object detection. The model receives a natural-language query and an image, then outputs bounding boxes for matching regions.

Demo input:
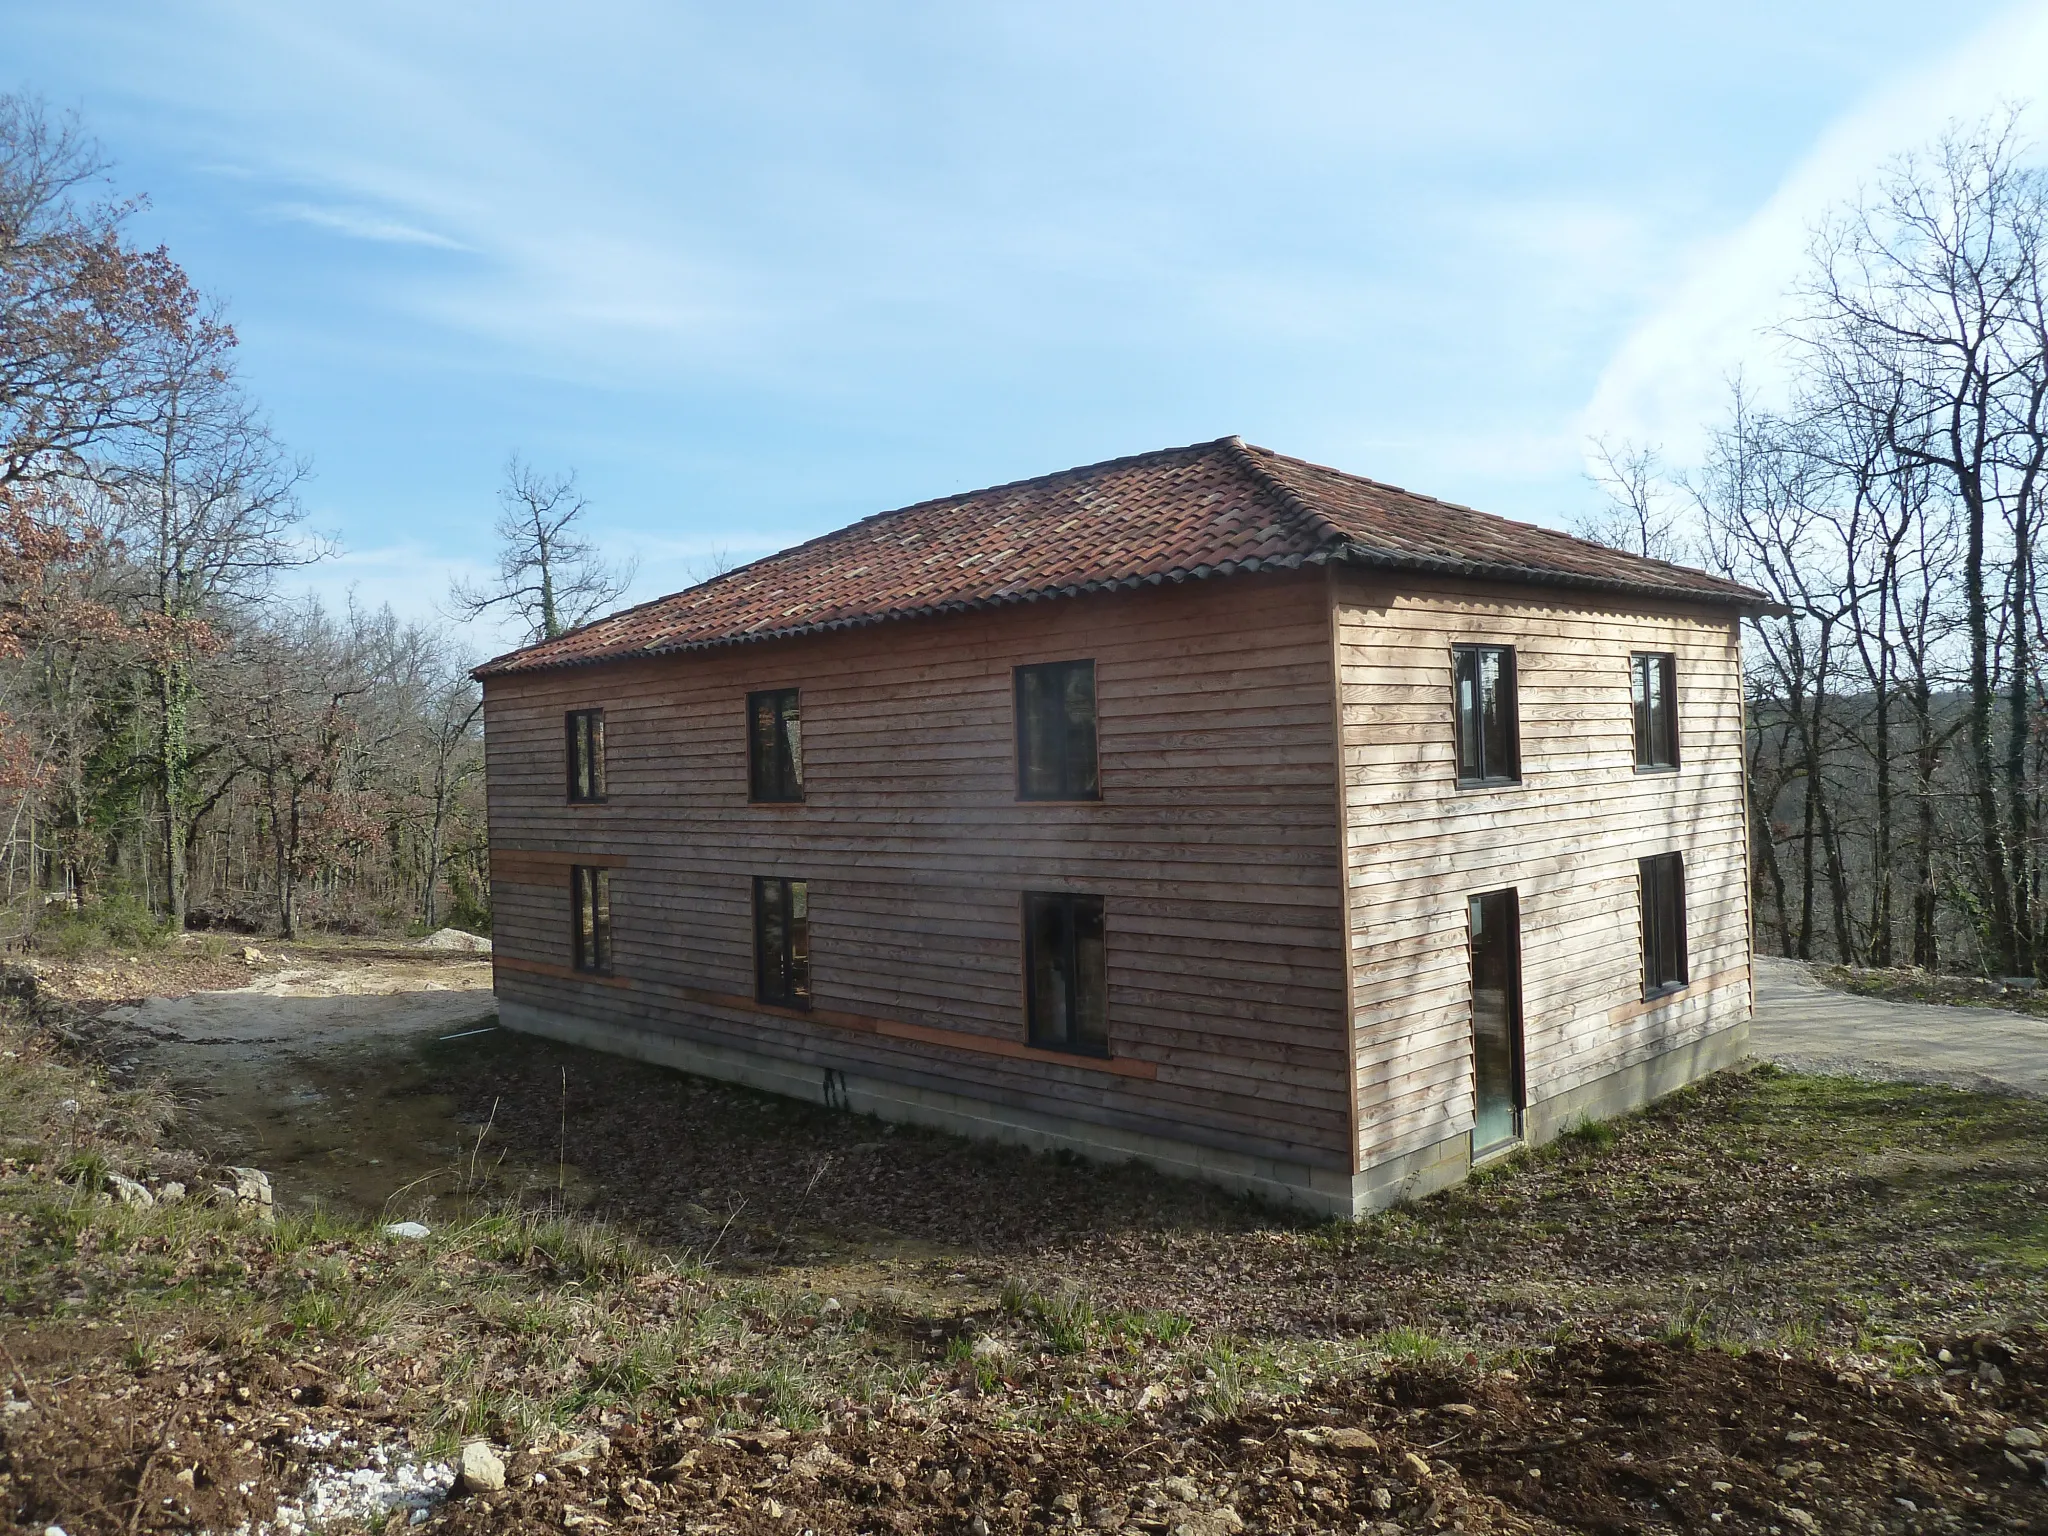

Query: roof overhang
[474,545,1782,681]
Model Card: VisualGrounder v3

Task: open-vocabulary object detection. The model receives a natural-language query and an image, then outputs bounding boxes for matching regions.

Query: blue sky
[8,1,2045,653]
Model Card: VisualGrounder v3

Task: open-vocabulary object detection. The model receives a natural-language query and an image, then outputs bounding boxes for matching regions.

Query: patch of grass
[1658,1286,1718,1349]
[1191,1334,1282,1420]
[1003,1282,1097,1354]
[59,1148,109,1193]
[284,1288,350,1336]
[269,1208,361,1256]
[476,1212,652,1283]
[1372,1325,1452,1363]
[1108,1307,1193,1346]
[30,892,172,958]
[1818,962,2048,1019]
[1558,1116,1619,1153]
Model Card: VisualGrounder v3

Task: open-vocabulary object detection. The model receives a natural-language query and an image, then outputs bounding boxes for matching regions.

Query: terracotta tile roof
[476,437,1772,676]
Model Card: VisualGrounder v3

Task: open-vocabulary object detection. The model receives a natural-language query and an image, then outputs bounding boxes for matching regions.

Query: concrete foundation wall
[500,999,1749,1219]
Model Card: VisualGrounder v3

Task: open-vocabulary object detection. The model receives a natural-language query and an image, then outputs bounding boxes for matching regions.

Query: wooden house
[474,438,1771,1215]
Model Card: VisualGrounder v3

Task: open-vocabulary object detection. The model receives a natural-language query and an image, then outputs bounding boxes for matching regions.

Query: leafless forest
[0,96,489,941]
[1590,113,2048,979]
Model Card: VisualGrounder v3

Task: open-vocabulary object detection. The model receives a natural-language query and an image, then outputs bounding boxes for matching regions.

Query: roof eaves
[1329,542,1786,615]
[473,547,1332,677]
[470,436,1249,681]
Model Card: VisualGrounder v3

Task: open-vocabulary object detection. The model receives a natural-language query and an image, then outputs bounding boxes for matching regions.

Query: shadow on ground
[422,1026,1282,1261]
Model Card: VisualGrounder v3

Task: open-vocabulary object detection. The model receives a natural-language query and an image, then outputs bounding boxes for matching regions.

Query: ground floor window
[1640,852,1688,998]
[755,876,811,1008]
[1468,887,1523,1155]
[1024,892,1107,1055]
[571,866,612,974]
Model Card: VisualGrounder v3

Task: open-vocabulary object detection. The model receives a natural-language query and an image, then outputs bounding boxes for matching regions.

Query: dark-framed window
[1015,660,1099,801]
[571,866,612,974]
[1452,645,1519,786]
[566,709,606,802]
[754,876,811,1009]
[1468,888,1524,1156]
[1631,652,1679,771]
[747,689,804,803]
[1640,852,1688,998]
[1023,891,1108,1056]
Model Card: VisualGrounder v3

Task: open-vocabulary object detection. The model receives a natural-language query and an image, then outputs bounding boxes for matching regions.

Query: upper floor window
[754,876,811,1009]
[571,866,612,973]
[565,709,606,803]
[1024,891,1108,1055]
[1631,652,1679,770]
[1015,659,1098,801]
[1639,851,1688,998]
[1452,645,1519,786]
[748,689,804,803]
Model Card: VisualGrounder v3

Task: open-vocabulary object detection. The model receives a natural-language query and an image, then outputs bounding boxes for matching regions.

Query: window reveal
[1452,645,1519,786]
[1023,891,1108,1055]
[1640,852,1688,997]
[570,866,612,973]
[565,709,606,802]
[1015,660,1099,801]
[755,876,811,1008]
[1631,652,1679,770]
[747,689,804,803]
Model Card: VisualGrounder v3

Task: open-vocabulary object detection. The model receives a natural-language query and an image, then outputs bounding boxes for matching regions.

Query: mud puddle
[93,961,591,1217]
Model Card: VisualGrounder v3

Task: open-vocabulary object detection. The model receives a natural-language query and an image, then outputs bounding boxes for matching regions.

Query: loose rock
[417,928,492,953]
[224,1166,273,1224]
[105,1172,153,1207]
[458,1441,507,1493]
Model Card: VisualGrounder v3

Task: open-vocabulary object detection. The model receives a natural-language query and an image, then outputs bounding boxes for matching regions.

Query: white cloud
[270,200,470,250]
[1583,0,2048,467]
[277,539,511,660]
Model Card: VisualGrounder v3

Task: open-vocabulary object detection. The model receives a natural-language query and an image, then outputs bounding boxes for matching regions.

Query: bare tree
[93,306,315,928]
[1799,110,2048,976]
[1573,437,1688,563]
[450,456,635,643]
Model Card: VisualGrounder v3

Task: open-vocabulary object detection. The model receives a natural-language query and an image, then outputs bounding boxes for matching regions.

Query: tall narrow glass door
[1469,889,1524,1156]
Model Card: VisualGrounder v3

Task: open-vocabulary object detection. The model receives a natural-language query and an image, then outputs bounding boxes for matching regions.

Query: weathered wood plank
[1334,573,1752,1168]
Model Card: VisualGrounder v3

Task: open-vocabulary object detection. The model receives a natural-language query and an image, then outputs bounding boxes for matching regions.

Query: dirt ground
[9,1322,2045,1536]
[430,1028,2047,1350]
[31,942,506,1214]
[0,948,2043,1535]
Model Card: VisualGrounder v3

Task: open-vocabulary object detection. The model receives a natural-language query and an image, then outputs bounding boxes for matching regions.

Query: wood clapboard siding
[1334,572,1752,1169]
[483,569,1354,1169]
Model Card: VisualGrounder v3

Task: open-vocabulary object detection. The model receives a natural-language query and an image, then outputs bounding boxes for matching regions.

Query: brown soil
[4,956,2045,1535]
[425,1033,2048,1347]
[14,1330,2041,1535]
[2,1332,387,1536]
